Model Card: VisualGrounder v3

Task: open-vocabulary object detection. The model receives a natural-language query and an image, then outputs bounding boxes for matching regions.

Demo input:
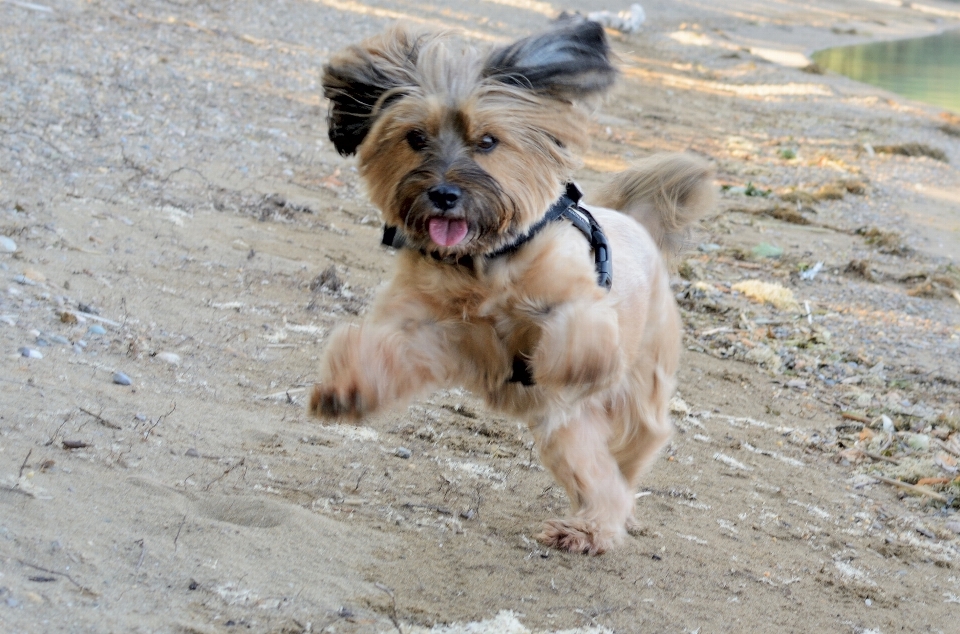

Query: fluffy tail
[588,153,717,264]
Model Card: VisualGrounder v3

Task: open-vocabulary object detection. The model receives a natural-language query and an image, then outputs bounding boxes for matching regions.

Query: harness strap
[381,183,612,289]
[380,184,613,386]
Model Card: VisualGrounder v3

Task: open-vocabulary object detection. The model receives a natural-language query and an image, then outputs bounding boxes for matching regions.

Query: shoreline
[1,1,959,632]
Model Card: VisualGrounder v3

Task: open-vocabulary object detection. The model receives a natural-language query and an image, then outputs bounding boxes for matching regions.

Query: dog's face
[322,21,617,257]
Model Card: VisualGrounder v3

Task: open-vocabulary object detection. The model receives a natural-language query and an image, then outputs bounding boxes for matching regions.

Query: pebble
[946,521,960,534]
[88,324,106,336]
[49,334,70,345]
[156,351,181,365]
[112,371,132,386]
[13,275,37,286]
[751,242,784,259]
[881,415,895,434]
[22,268,45,283]
[19,347,43,359]
[185,448,200,457]
[395,447,412,459]
[0,236,16,253]
[906,434,930,451]
[35,337,50,347]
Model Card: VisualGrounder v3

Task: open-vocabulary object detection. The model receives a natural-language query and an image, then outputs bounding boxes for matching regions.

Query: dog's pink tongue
[428,217,468,247]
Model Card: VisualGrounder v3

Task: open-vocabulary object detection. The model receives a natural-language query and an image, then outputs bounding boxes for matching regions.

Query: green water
[812,29,960,114]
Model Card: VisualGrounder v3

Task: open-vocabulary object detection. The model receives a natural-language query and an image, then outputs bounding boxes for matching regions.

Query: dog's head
[322,20,617,256]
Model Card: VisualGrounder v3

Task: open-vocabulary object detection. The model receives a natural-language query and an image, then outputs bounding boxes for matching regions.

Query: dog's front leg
[309,317,449,421]
[530,300,623,394]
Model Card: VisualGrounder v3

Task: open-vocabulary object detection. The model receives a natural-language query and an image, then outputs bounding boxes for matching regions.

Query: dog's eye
[477,134,498,152]
[406,130,428,152]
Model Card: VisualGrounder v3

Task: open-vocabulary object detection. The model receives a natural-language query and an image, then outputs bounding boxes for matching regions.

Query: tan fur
[588,152,718,265]
[311,22,716,555]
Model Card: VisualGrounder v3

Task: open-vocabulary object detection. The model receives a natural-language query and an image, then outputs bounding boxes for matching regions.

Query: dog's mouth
[427,217,469,248]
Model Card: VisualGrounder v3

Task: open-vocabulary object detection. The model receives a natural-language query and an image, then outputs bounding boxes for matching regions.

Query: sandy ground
[2,0,960,632]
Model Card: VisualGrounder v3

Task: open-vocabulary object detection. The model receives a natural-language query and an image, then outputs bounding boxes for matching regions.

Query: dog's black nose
[427,184,461,211]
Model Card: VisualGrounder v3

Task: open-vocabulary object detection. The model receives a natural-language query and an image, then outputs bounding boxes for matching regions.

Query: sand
[2,0,960,632]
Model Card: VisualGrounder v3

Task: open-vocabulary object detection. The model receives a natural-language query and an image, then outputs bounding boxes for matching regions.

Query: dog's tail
[589,153,717,265]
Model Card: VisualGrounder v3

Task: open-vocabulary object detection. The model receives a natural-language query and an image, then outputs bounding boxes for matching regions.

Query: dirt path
[2,1,960,632]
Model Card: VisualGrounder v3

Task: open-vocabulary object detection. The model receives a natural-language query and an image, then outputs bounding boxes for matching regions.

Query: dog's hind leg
[534,408,633,555]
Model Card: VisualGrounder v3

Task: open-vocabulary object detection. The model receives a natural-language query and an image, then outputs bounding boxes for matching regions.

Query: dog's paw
[308,382,372,421]
[536,518,616,556]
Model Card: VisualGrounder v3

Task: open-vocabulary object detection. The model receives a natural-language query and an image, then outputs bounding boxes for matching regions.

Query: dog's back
[588,153,717,264]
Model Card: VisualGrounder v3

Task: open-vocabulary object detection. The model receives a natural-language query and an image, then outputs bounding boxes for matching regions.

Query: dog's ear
[322,28,421,156]
[482,20,616,100]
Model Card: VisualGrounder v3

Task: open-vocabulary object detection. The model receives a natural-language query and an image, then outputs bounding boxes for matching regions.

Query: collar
[381,183,612,290]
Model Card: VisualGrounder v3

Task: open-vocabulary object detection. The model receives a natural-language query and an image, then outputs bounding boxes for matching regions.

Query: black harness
[380,183,613,385]
[381,183,613,289]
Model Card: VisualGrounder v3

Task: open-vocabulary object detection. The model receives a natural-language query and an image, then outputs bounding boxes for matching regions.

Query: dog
[309,19,716,555]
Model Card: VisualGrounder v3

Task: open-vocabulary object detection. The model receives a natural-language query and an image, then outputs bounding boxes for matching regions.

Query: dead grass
[904,265,960,298]
[940,124,960,138]
[845,259,876,282]
[857,227,909,255]
[874,143,948,163]
[814,183,846,200]
[766,206,810,224]
[779,180,866,204]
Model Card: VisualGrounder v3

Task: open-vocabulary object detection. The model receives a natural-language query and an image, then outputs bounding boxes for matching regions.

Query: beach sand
[2,0,960,631]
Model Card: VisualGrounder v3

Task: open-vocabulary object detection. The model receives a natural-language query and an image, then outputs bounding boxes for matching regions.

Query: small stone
[88,324,106,336]
[881,415,895,434]
[185,448,200,457]
[0,236,17,253]
[751,242,784,259]
[49,334,70,345]
[19,347,43,359]
[156,352,181,365]
[60,311,78,324]
[395,447,412,459]
[112,371,132,386]
[35,337,50,347]
[22,268,45,283]
[945,521,960,534]
[906,434,930,452]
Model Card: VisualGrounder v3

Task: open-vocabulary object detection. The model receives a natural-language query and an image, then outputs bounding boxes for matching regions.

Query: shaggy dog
[309,19,716,554]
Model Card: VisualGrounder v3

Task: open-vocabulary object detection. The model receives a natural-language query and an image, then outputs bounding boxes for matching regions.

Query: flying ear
[482,20,617,99]
[322,27,421,156]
